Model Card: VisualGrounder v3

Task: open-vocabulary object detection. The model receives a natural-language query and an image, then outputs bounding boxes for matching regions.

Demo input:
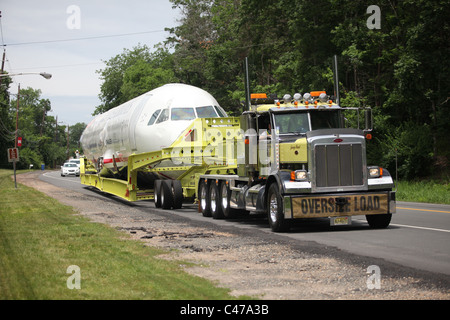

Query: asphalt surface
[41,170,450,277]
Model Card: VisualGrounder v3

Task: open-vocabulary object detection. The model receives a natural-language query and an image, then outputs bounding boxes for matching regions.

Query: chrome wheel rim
[269,194,278,223]
[200,183,207,210]
[210,185,217,213]
[221,184,228,209]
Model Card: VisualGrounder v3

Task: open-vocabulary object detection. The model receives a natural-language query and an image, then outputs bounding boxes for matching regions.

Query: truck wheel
[160,180,174,209]
[366,214,392,229]
[219,181,235,219]
[210,181,224,219]
[154,180,162,208]
[267,183,290,232]
[199,179,211,217]
[172,180,183,209]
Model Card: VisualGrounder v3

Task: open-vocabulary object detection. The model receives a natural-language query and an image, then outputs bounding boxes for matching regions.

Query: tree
[4,87,68,169]
[93,0,449,178]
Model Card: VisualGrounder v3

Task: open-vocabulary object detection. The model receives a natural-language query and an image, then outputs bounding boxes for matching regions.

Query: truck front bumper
[283,191,396,219]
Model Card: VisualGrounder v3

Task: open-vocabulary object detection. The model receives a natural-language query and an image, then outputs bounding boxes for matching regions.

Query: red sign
[17,137,22,147]
[7,148,19,162]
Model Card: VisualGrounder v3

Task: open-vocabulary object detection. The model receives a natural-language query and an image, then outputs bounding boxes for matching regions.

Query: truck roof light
[293,93,302,101]
[251,93,267,99]
[283,94,292,103]
[319,93,328,102]
[310,91,326,97]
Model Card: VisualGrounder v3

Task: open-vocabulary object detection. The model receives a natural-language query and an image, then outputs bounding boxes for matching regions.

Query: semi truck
[80,89,396,232]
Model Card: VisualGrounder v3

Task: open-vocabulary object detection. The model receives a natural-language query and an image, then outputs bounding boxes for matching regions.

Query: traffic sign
[7,148,19,162]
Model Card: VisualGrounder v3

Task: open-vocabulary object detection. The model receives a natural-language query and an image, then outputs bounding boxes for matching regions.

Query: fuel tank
[80,83,227,172]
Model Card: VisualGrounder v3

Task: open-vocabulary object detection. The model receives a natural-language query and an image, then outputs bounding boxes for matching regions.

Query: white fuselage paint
[80,83,227,169]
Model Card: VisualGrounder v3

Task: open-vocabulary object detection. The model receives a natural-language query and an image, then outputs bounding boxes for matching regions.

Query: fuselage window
[147,109,161,126]
[214,105,227,117]
[171,108,196,120]
[196,106,218,118]
[155,108,169,124]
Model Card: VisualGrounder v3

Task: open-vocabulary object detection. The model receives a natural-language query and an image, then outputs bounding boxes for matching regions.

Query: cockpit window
[214,106,227,117]
[148,109,161,125]
[196,106,218,118]
[171,108,196,121]
[155,108,169,124]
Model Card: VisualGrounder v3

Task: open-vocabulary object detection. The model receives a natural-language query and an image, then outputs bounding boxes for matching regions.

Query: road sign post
[7,148,19,189]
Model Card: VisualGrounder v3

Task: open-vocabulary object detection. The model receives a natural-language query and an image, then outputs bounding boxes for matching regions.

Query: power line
[12,61,104,71]
[2,29,167,47]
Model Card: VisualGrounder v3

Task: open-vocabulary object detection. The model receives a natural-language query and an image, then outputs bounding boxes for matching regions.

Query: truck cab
[223,92,396,231]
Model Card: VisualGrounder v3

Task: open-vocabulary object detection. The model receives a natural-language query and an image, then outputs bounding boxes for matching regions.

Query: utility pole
[0,49,5,87]
[12,84,20,189]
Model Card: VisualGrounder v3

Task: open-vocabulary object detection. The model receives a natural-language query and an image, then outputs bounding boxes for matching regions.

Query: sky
[0,0,181,126]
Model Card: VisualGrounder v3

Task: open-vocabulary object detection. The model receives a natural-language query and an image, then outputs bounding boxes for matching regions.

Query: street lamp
[0,71,52,79]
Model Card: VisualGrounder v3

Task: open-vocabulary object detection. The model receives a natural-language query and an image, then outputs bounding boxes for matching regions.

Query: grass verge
[0,169,235,300]
[396,179,450,205]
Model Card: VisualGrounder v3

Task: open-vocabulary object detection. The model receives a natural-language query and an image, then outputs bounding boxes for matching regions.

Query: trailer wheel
[199,179,211,217]
[154,180,162,208]
[210,181,224,219]
[172,180,183,209]
[160,180,174,209]
[267,183,290,232]
[219,181,235,219]
[366,214,392,229]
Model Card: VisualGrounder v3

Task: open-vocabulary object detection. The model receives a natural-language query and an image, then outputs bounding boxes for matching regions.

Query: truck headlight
[368,166,383,178]
[290,170,308,181]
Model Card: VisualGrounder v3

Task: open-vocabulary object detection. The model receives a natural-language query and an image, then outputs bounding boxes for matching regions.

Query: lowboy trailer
[80,91,396,232]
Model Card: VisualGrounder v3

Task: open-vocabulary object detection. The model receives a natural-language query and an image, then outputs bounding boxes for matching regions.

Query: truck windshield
[273,112,309,135]
[273,110,342,134]
[310,110,341,130]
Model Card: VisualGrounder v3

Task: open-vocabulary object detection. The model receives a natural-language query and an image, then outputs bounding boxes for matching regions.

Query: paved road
[41,170,450,277]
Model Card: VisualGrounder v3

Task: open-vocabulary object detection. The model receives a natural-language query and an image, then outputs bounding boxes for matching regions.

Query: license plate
[331,216,351,226]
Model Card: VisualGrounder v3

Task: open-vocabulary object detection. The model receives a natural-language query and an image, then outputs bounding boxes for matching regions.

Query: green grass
[0,169,235,300]
[396,179,450,204]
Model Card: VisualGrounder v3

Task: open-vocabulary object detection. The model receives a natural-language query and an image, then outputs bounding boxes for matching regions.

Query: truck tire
[160,180,174,209]
[366,213,392,229]
[199,179,211,217]
[172,180,183,209]
[219,181,235,219]
[154,180,162,208]
[210,181,224,219]
[267,183,290,232]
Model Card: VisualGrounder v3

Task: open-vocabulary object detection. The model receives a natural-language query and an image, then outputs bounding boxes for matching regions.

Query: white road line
[353,218,450,233]
[42,171,81,184]
[389,223,450,233]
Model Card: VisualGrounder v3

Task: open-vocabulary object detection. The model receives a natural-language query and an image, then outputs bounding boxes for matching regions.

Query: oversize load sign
[292,193,388,218]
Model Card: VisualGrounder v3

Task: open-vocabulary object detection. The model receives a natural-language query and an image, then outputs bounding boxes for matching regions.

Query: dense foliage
[95,0,449,179]
[0,85,86,169]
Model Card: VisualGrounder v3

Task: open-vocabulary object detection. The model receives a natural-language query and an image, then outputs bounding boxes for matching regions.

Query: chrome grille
[314,143,363,188]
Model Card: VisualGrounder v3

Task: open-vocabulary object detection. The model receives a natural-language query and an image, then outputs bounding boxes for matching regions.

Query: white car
[61,163,80,177]
[69,159,80,167]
